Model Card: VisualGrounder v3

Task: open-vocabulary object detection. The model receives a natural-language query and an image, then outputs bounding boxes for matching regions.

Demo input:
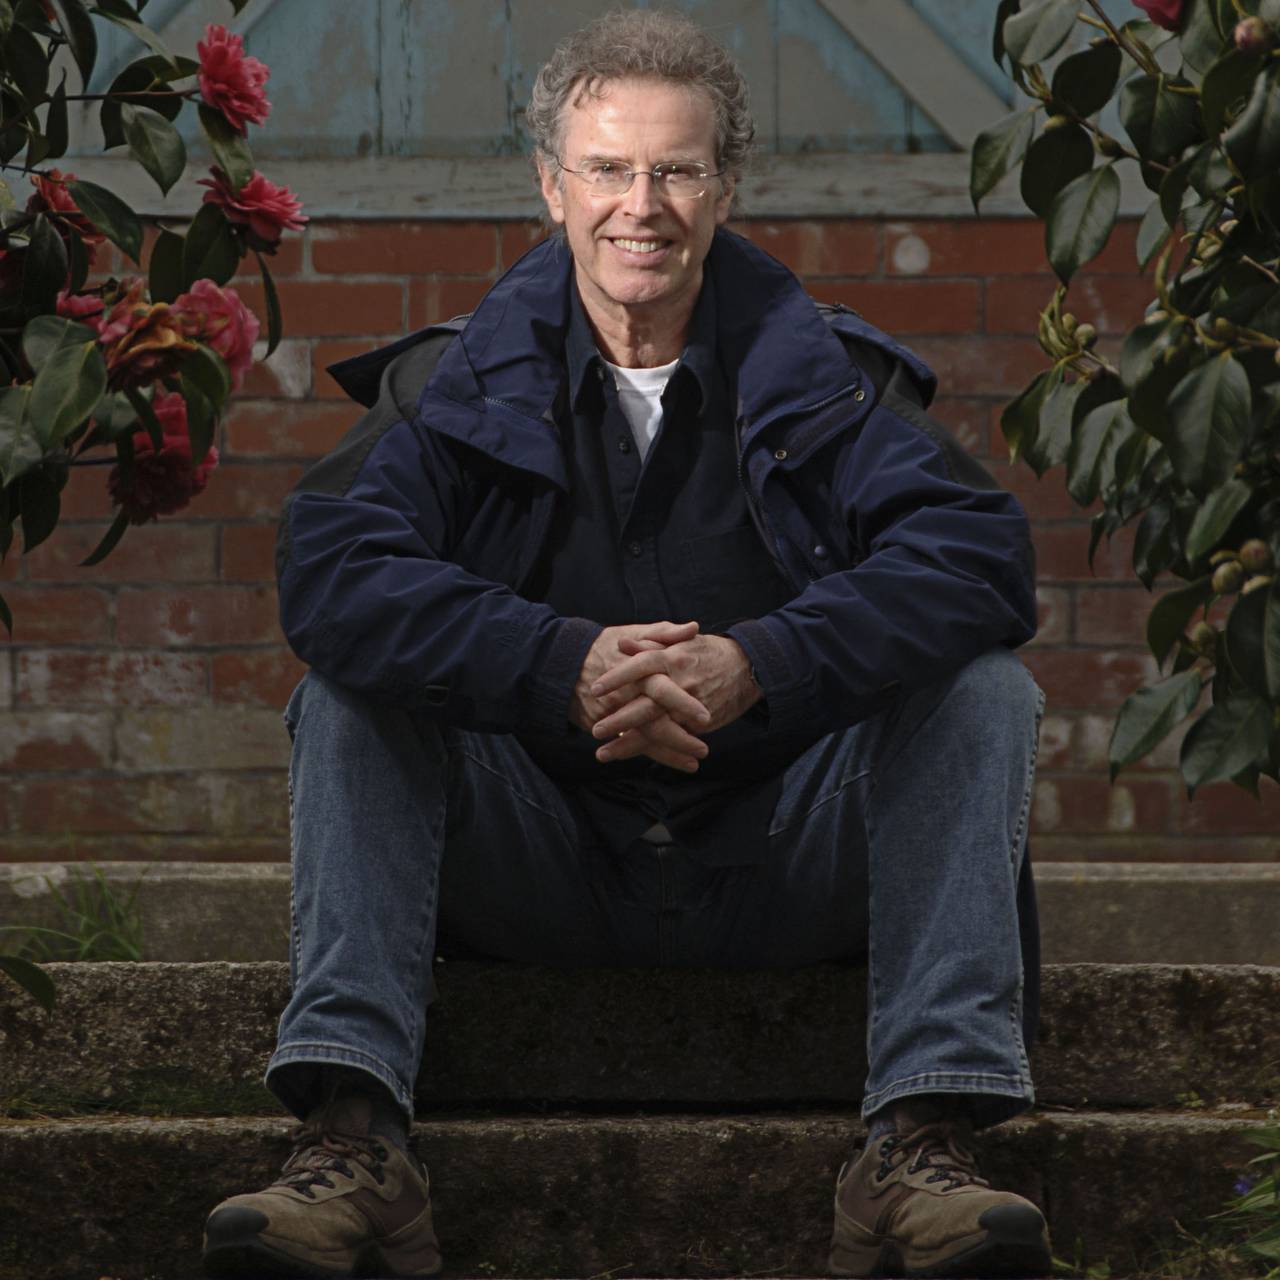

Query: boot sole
[831,1218,1052,1279]
[203,1235,353,1279]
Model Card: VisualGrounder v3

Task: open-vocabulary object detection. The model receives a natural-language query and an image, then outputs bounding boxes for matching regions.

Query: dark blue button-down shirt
[518,277,824,864]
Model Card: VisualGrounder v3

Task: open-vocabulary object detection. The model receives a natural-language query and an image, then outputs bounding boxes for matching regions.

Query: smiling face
[538,77,733,353]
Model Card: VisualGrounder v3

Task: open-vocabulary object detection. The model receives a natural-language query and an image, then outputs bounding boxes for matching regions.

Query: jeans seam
[458,744,573,835]
[268,1042,415,1118]
[769,767,873,838]
[862,1069,1034,1117]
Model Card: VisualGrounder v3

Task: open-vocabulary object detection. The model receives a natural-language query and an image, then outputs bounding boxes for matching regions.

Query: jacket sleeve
[275,355,599,732]
[727,360,1038,737]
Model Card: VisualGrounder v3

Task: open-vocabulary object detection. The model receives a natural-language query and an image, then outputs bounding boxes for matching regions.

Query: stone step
[0,1109,1265,1280]
[3,962,1277,1114]
[6,860,1280,965]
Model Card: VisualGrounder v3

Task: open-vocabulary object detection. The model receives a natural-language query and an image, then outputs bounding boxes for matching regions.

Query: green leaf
[1185,477,1251,566]
[1046,164,1120,284]
[1158,149,1197,226]
[256,250,282,356]
[1026,374,1082,475]
[18,467,61,554]
[122,102,186,195]
[1020,121,1094,217]
[1051,42,1123,117]
[1148,575,1214,666]
[1201,48,1263,137]
[4,23,49,105]
[1134,499,1176,588]
[29,339,107,446]
[181,202,239,289]
[124,386,162,450]
[1136,197,1170,270]
[48,0,97,87]
[21,215,68,317]
[1224,64,1280,181]
[198,103,254,193]
[1178,0,1229,75]
[1181,693,1273,792]
[0,386,41,485]
[180,377,215,466]
[96,11,180,71]
[1226,582,1280,700]
[148,227,184,303]
[79,506,129,567]
[1165,352,1251,496]
[1002,0,1079,66]
[0,954,55,1011]
[1000,369,1056,467]
[1120,74,1202,161]
[21,314,97,372]
[99,56,185,150]
[993,0,1021,67]
[44,76,68,160]
[180,343,230,412]
[1067,397,1134,506]
[64,178,142,263]
[1110,668,1203,777]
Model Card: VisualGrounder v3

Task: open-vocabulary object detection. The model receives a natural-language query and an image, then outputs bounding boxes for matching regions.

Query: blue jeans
[267,648,1045,1132]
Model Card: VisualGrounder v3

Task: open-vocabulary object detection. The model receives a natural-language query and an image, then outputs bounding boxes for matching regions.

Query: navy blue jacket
[276,229,1037,738]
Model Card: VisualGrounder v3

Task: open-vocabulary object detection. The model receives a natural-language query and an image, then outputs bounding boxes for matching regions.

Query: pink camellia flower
[108,390,219,525]
[173,278,260,391]
[96,278,198,389]
[197,24,270,134]
[1234,16,1275,52]
[198,166,308,254]
[27,168,105,265]
[56,288,107,330]
[1132,0,1184,30]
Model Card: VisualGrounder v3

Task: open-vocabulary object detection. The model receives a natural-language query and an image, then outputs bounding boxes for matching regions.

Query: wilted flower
[27,168,106,266]
[96,278,198,389]
[1234,16,1274,53]
[198,167,307,254]
[56,288,106,330]
[107,391,219,524]
[172,278,259,391]
[197,24,270,134]
[1132,0,1184,30]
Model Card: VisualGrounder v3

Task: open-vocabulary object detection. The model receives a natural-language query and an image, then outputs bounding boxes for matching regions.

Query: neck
[575,267,701,368]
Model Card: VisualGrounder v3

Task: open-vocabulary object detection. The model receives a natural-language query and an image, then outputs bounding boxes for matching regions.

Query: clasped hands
[568,620,762,773]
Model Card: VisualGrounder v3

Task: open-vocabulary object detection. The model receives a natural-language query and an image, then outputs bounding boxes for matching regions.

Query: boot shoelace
[875,1121,990,1191]
[275,1127,389,1198]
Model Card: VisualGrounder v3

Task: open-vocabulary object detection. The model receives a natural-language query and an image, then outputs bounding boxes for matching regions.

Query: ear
[538,160,567,226]
[714,176,734,225]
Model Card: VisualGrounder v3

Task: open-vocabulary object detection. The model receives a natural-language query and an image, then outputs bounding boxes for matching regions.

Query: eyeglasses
[558,159,725,199]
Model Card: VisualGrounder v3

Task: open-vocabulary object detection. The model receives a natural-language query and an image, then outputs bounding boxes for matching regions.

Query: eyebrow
[575,153,708,166]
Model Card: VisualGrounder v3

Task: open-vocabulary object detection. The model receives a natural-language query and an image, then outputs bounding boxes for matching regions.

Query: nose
[619,169,663,218]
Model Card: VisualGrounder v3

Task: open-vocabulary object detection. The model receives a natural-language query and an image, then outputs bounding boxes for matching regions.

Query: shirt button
[774,448,788,461]
[627,540,643,557]
[617,438,631,453]
[814,544,829,559]
[596,365,605,382]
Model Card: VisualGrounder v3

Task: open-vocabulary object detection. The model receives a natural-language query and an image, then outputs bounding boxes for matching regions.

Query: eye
[659,163,705,181]
[585,160,620,179]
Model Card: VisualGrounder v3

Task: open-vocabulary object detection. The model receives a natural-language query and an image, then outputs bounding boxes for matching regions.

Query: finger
[591,648,689,697]
[592,695,665,738]
[596,728,702,773]
[635,620,698,645]
[639,673,710,725]
[596,716,708,765]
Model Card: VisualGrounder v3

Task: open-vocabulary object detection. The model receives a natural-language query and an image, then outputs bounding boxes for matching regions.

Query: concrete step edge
[3,960,1277,1113]
[0,1109,1266,1280]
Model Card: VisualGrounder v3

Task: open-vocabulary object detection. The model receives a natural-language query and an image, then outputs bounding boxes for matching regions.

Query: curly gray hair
[525,8,755,187]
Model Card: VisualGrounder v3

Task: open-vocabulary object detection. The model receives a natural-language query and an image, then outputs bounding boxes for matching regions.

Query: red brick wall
[3,216,1274,864]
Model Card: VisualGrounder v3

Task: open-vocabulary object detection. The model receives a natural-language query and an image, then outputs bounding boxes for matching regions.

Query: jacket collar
[413,228,868,485]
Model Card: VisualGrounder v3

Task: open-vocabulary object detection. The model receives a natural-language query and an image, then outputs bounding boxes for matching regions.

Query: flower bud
[1146,309,1168,324]
[1210,549,1239,566]
[1213,561,1245,594]
[1234,16,1274,54]
[1240,539,1274,573]
[1095,133,1125,157]
[1074,322,1097,349]
[1062,312,1078,336]
[1189,621,1218,654]
[1212,317,1237,339]
[1045,114,1073,131]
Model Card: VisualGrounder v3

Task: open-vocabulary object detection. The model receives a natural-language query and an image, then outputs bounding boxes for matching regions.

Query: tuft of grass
[7,864,146,963]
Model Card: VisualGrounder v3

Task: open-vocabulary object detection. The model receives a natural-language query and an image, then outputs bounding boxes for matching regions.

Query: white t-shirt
[604,357,680,461]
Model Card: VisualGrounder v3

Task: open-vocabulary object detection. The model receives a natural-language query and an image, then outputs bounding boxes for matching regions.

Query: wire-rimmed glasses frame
[556,157,727,199]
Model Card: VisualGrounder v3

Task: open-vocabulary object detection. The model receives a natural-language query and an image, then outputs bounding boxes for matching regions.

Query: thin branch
[1241,254,1280,286]
[61,89,193,102]
[1082,0,1163,77]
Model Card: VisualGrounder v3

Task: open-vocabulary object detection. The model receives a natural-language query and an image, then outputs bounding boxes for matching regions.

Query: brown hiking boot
[202,1115,442,1278]
[829,1120,1051,1278]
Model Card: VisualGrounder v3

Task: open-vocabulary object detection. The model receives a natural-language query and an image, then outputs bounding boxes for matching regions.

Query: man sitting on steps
[202,9,1052,1279]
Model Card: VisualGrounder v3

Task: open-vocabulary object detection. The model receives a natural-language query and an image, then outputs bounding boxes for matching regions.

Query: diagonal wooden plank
[814,0,1011,149]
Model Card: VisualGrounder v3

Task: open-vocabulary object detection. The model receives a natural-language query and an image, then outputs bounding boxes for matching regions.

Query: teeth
[614,238,663,253]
